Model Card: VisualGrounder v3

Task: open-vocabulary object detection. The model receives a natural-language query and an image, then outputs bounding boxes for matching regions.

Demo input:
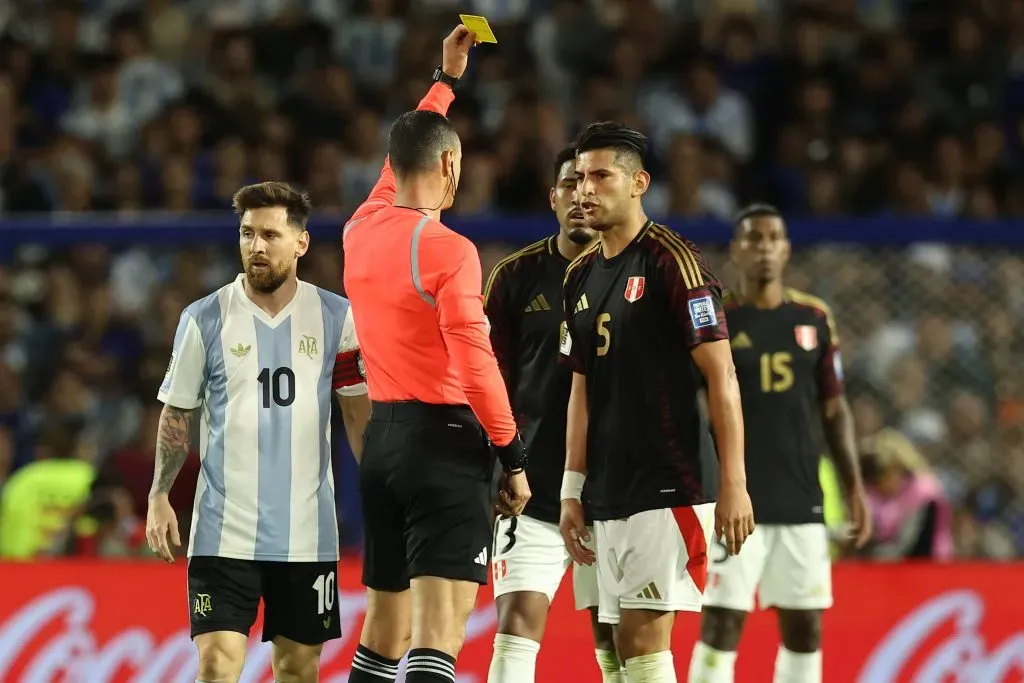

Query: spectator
[0,424,94,559]
[859,429,954,561]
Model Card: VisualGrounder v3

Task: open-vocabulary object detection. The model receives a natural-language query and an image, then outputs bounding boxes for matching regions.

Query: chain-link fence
[480,240,1024,561]
[2,230,1021,561]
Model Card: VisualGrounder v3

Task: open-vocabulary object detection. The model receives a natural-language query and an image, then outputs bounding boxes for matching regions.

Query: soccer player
[484,146,625,683]
[145,182,372,683]
[342,26,530,683]
[558,122,754,683]
[687,204,871,683]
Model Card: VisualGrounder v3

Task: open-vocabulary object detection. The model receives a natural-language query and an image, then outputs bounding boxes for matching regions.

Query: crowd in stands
[0,0,1021,560]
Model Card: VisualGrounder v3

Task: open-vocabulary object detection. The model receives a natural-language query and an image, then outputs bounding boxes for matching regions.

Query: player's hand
[559,498,596,566]
[146,494,181,563]
[716,481,754,556]
[847,485,873,549]
[496,469,531,516]
[441,24,477,80]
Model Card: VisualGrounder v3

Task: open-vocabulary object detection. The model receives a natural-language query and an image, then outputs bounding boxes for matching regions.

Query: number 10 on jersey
[258,367,295,407]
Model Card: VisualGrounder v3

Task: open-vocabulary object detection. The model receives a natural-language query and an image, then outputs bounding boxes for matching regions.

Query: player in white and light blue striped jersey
[159,273,364,562]
[145,182,370,683]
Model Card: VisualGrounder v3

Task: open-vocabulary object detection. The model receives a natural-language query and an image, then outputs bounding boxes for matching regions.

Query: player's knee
[700,606,747,652]
[194,635,246,682]
[362,589,412,660]
[589,608,617,652]
[615,609,674,659]
[777,609,822,652]
[495,592,549,642]
[271,640,322,683]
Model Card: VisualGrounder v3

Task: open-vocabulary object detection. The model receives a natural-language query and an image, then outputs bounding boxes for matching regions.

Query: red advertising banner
[0,561,1020,682]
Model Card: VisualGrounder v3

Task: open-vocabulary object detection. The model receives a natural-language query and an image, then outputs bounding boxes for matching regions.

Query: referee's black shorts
[360,401,495,591]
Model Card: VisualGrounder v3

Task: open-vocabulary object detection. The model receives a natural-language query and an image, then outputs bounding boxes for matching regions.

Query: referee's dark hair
[553,144,577,182]
[388,110,460,176]
[733,203,783,237]
[232,181,313,230]
[574,122,648,174]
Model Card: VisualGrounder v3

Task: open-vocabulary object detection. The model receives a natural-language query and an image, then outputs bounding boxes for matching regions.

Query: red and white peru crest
[794,325,818,351]
[624,276,645,302]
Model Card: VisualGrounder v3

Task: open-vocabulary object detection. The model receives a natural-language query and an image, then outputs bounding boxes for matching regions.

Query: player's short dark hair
[232,181,312,230]
[553,144,577,182]
[733,203,783,237]
[574,121,647,173]
[387,110,460,176]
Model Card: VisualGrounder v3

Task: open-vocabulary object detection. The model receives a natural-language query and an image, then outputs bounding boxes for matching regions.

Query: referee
[342,25,531,683]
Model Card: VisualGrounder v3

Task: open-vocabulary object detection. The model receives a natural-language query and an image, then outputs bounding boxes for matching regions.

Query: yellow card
[460,14,498,43]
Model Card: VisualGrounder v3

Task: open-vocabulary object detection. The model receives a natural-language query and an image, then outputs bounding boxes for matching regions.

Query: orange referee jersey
[342,82,517,447]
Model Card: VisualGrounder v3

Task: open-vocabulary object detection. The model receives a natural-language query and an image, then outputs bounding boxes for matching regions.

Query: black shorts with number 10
[187,557,341,644]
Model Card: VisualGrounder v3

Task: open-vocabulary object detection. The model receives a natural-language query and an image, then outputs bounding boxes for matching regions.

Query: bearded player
[687,204,871,683]
[146,182,372,683]
[484,146,625,683]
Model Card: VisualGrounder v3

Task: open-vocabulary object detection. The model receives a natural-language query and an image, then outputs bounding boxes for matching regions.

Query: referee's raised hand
[441,24,477,80]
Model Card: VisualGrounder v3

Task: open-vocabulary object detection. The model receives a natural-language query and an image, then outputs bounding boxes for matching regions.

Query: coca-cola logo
[859,589,1024,683]
[0,587,495,682]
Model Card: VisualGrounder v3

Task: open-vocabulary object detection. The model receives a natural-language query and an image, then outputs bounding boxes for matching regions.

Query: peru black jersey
[559,221,729,521]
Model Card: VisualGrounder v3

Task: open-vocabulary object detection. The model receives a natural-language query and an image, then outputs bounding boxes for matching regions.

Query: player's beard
[245,258,291,293]
[567,227,595,245]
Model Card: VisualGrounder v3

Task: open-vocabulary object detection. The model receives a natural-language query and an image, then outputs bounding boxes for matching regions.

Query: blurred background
[1,0,1023,571]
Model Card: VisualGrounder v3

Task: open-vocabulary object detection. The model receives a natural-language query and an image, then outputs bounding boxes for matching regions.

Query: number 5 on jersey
[596,313,612,356]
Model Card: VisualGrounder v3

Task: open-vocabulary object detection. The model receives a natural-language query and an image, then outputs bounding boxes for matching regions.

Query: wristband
[560,470,586,501]
[432,66,459,88]
[493,432,528,473]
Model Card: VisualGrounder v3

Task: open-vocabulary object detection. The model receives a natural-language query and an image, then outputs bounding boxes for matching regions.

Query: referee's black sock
[405,648,456,682]
[348,644,401,682]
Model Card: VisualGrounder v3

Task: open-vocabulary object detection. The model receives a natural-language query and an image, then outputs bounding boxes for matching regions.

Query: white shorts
[702,523,833,612]
[491,513,599,610]
[594,504,715,625]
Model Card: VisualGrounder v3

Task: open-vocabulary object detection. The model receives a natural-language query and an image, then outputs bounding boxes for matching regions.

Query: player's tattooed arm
[150,404,195,496]
[821,396,863,494]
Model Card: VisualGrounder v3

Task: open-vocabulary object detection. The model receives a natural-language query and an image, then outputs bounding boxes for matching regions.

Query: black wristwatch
[432,66,459,88]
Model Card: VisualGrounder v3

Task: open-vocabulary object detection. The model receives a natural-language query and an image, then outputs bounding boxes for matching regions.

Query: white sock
[596,649,627,683]
[687,641,736,683]
[625,651,676,683]
[773,647,822,683]
[487,633,540,683]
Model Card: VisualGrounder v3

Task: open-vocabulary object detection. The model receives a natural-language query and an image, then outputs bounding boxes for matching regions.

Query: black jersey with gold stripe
[484,235,575,524]
[559,221,730,521]
[724,288,846,524]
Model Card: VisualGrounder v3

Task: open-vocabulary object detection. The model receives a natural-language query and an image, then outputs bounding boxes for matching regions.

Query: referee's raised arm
[341,25,530,683]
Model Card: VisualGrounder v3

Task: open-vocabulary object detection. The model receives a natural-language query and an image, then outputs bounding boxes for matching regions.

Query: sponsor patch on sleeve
[688,296,717,329]
[559,322,573,356]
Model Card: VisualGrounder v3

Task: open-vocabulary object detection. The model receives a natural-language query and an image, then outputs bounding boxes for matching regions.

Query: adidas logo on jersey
[635,581,663,600]
[731,332,753,349]
[230,343,251,358]
[524,294,552,313]
[574,294,590,314]
[474,548,488,566]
